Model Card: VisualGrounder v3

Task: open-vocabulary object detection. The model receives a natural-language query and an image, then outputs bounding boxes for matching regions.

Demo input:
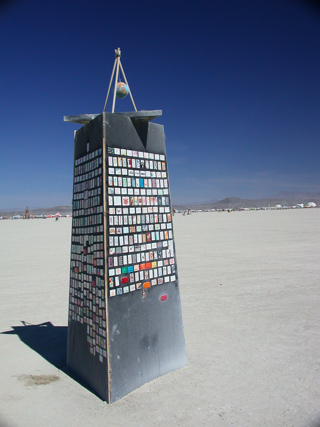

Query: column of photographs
[69,148,107,362]
[107,147,177,297]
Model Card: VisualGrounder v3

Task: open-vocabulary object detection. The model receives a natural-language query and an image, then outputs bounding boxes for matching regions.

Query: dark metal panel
[108,283,187,402]
[67,113,110,401]
[67,111,187,403]
[103,111,187,402]
[74,114,103,159]
[67,321,109,400]
[103,112,166,155]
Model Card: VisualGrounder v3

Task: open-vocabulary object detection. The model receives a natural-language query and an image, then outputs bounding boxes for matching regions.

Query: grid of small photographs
[107,147,177,298]
[69,148,107,362]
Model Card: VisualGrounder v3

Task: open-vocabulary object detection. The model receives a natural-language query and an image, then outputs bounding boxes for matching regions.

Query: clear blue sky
[0,0,319,208]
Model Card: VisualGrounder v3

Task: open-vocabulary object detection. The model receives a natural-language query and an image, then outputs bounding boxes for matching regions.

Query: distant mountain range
[174,191,320,210]
[1,192,319,216]
[268,191,320,200]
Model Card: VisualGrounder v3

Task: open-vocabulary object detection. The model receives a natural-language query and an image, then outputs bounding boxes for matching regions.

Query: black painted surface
[67,321,109,400]
[73,114,103,159]
[67,112,187,403]
[103,112,166,154]
[67,112,108,400]
[108,282,187,402]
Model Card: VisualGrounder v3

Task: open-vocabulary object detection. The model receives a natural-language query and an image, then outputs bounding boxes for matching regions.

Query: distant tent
[45,212,62,218]
[307,202,317,208]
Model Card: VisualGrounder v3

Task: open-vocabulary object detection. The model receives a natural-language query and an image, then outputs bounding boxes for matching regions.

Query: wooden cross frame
[103,47,137,113]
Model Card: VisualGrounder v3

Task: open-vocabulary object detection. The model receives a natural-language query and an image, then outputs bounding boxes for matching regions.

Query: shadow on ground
[1,321,96,396]
[2,321,67,369]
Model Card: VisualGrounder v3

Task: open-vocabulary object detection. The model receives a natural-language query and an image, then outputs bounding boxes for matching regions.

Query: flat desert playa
[0,209,319,426]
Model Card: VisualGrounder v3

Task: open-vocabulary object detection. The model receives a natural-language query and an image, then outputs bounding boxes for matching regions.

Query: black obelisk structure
[65,110,187,402]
